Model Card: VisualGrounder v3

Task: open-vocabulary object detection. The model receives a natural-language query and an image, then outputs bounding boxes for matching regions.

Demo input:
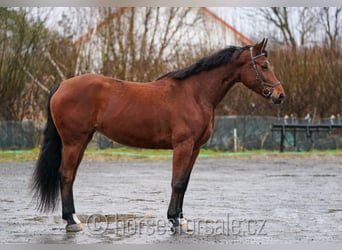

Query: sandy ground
[0,155,342,244]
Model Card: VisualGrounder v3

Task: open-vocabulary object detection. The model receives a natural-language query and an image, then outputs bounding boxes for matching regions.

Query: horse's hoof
[171,218,193,234]
[66,223,84,232]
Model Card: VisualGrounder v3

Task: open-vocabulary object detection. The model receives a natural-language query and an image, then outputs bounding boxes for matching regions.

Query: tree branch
[21,65,49,93]
[45,49,66,80]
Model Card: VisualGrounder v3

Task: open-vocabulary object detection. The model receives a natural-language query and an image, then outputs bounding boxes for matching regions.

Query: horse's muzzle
[271,93,286,105]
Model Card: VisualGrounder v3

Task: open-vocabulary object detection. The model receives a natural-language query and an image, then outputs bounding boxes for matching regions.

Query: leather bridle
[250,47,281,98]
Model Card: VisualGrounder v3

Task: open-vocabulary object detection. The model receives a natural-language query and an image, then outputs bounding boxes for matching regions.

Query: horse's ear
[253,38,268,55]
[262,38,268,51]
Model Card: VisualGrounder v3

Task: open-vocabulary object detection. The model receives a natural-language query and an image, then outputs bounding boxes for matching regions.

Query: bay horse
[32,38,285,232]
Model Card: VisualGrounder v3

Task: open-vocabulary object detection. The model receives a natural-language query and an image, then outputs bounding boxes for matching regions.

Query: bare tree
[319,7,342,50]
[297,8,318,47]
[258,7,297,49]
[0,7,79,121]
[0,8,47,120]
[79,7,199,81]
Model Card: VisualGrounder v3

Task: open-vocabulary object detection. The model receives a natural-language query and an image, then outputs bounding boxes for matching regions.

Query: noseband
[250,47,281,98]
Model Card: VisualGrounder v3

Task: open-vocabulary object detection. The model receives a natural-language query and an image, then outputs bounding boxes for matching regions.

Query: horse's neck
[191,65,239,108]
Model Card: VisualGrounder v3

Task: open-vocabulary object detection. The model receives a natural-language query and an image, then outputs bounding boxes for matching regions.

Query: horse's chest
[196,120,214,146]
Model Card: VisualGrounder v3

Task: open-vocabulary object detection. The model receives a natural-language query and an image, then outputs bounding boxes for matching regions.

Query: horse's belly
[99,121,173,149]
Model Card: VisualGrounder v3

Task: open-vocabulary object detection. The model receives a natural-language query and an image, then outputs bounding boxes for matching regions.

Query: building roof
[73,7,253,46]
[200,8,253,46]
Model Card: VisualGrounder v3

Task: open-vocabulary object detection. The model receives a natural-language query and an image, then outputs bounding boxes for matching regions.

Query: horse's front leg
[168,140,200,233]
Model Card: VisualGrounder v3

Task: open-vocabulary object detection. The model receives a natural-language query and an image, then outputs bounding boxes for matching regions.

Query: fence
[205,116,342,151]
[0,121,36,150]
[1,116,342,151]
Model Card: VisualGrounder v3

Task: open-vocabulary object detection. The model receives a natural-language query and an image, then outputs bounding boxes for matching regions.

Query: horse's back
[57,73,116,94]
[50,74,174,147]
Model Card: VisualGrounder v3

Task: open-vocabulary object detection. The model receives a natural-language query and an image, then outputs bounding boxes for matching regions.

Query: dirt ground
[0,155,342,244]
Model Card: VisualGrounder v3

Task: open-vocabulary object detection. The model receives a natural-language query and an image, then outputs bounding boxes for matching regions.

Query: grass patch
[0,148,40,162]
[1,147,342,163]
[84,147,174,161]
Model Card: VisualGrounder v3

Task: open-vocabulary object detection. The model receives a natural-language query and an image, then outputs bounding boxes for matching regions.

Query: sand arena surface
[0,155,341,243]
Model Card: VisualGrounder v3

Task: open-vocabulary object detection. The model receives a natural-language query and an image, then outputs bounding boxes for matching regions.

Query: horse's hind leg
[60,133,93,232]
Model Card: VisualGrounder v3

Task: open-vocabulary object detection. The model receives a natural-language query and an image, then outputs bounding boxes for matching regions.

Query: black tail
[32,84,62,212]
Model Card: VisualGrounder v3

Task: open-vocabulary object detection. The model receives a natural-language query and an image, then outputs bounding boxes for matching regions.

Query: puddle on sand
[3,213,171,244]
[23,213,157,224]
[327,209,342,214]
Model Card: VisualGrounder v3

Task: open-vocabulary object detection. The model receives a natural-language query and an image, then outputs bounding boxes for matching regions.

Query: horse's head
[239,38,285,104]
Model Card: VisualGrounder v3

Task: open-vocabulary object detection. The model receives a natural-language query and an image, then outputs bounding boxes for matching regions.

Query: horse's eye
[261,63,268,70]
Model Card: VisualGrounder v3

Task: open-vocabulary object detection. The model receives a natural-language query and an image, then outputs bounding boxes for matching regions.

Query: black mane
[157,45,251,80]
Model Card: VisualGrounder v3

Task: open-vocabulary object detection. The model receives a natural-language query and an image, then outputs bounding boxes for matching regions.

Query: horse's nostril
[273,93,286,104]
[279,93,286,101]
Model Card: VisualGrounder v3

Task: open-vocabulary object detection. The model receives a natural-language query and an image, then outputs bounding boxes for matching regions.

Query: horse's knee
[172,178,188,193]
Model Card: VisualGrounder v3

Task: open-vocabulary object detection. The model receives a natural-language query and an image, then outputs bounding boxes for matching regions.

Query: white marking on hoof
[72,213,81,224]
[171,218,193,234]
[65,214,83,232]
